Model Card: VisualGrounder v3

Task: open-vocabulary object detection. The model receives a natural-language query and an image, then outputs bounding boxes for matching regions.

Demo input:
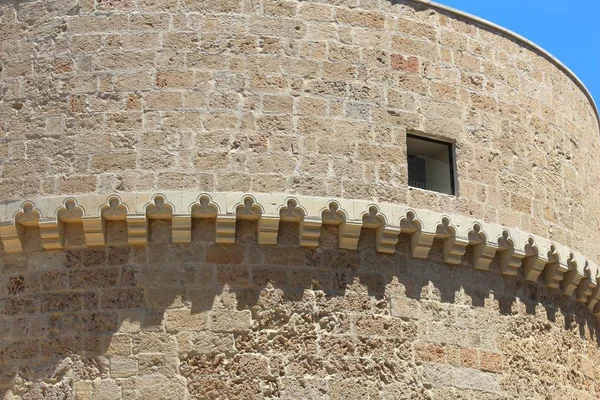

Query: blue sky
[435,0,600,107]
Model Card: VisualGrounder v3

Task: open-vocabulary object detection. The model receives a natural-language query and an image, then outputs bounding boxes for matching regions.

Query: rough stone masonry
[0,0,600,398]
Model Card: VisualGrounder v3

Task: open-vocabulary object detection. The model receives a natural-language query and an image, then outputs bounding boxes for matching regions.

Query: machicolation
[0,0,599,398]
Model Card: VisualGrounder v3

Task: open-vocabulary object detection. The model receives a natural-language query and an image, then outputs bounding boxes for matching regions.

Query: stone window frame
[406,132,458,196]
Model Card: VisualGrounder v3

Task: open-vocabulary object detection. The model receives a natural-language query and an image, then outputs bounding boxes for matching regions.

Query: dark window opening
[407,134,455,195]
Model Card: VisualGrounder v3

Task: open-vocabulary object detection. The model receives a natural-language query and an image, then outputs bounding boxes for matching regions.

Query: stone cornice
[0,191,598,315]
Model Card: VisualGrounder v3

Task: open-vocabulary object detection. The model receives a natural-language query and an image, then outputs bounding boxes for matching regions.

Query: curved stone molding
[1,191,599,316]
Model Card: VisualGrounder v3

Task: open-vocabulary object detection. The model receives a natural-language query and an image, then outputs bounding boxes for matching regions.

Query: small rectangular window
[407,134,455,195]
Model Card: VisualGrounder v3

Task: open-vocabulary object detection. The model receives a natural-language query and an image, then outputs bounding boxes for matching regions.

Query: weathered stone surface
[1,0,599,398]
[0,0,597,266]
[0,238,597,397]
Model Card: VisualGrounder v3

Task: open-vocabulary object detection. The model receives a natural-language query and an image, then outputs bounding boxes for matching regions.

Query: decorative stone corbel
[236,195,279,245]
[587,271,600,312]
[0,224,24,253]
[39,219,63,251]
[435,217,468,265]
[15,201,42,227]
[279,199,305,222]
[81,216,105,247]
[299,218,322,247]
[377,225,401,254]
[280,198,322,248]
[191,194,220,218]
[561,254,586,298]
[190,194,234,244]
[362,206,399,254]
[126,215,148,246]
[497,230,526,276]
[146,195,174,220]
[172,215,192,244]
[94,196,129,245]
[522,238,548,282]
[544,245,568,289]
[40,198,86,251]
[57,198,85,224]
[468,224,496,271]
[575,263,595,303]
[322,201,362,250]
[101,196,129,221]
[125,194,161,246]
[146,194,187,243]
[235,196,262,220]
[400,211,435,259]
[215,215,236,245]
[340,221,362,250]
[0,202,40,253]
[258,215,280,245]
[52,198,87,250]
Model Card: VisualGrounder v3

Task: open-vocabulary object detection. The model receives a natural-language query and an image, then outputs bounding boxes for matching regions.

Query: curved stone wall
[1,0,600,398]
[0,0,599,262]
[0,221,599,399]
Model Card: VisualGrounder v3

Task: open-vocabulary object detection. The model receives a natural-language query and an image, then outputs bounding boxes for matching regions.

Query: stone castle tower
[0,0,599,398]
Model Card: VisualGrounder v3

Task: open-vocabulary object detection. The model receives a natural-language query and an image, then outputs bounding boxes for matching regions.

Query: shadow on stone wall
[0,220,598,398]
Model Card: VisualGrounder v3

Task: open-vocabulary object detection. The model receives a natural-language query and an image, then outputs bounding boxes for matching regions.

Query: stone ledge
[0,191,598,315]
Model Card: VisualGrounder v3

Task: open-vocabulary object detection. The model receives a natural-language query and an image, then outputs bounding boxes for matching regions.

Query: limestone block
[575,269,595,304]
[82,217,105,246]
[110,357,138,378]
[209,309,253,332]
[435,217,468,265]
[165,309,208,331]
[339,221,362,250]
[400,211,435,259]
[92,379,121,400]
[258,215,280,245]
[497,231,526,276]
[468,224,497,271]
[39,219,63,251]
[561,253,587,297]
[74,381,92,400]
[544,245,569,290]
[522,238,548,282]
[299,217,322,247]
[279,198,306,222]
[101,196,129,221]
[172,215,192,244]
[176,331,235,354]
[0,224,24,253]
[376,225,401,254]
[215,215,236,244]
[126,215,148,245]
